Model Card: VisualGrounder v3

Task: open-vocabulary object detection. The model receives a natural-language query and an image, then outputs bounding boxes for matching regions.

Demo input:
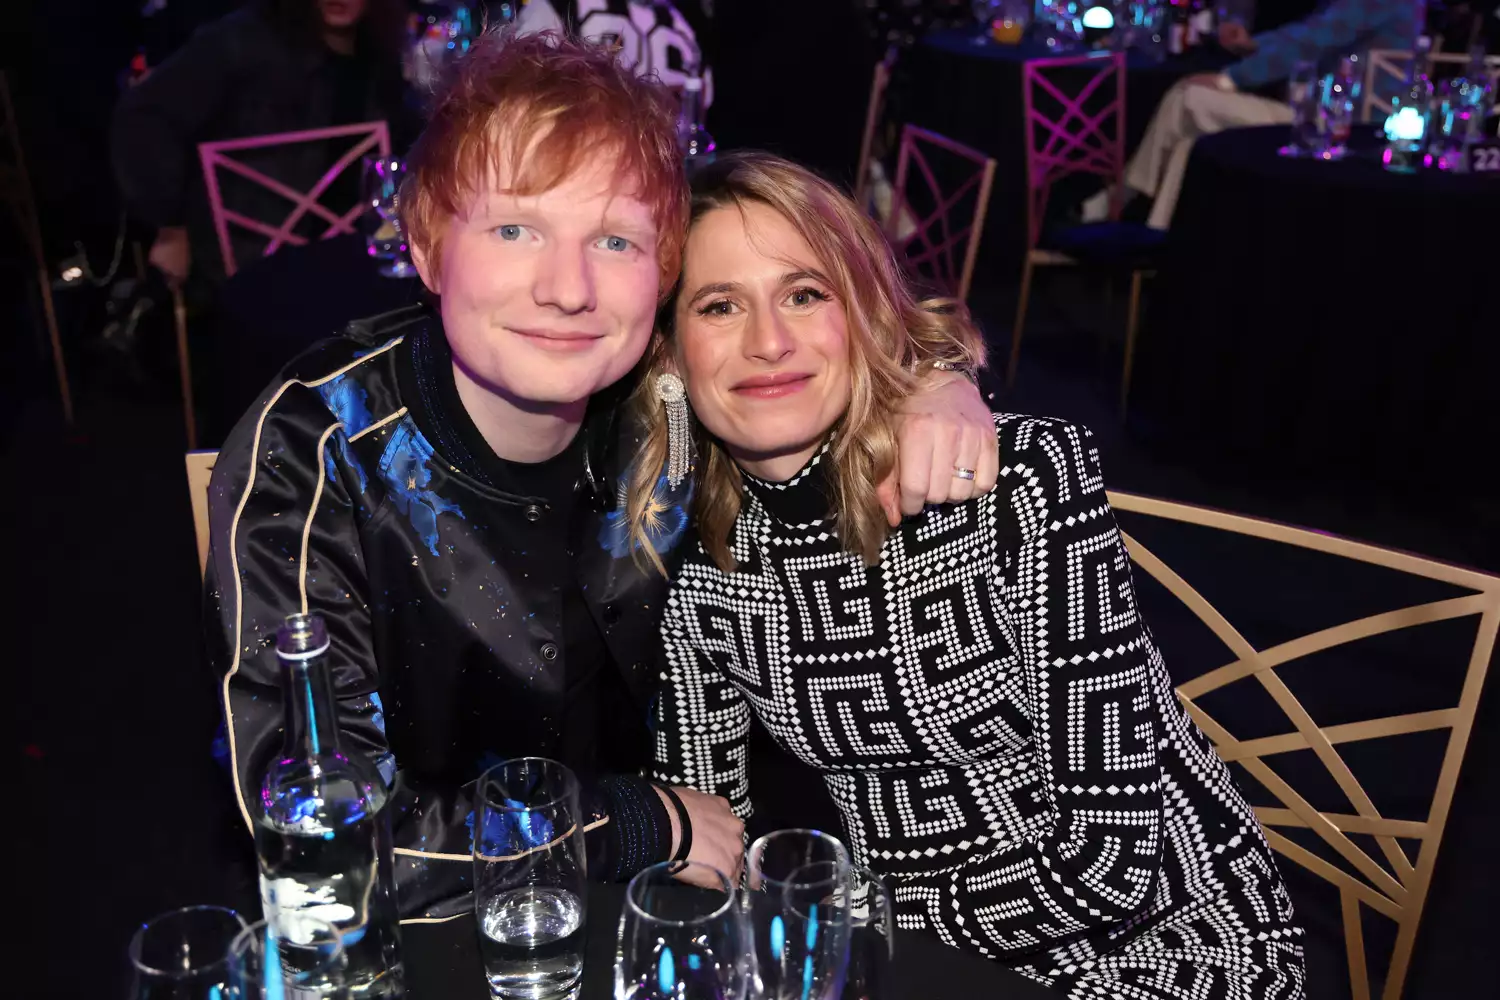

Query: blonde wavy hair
[626,151,986,574]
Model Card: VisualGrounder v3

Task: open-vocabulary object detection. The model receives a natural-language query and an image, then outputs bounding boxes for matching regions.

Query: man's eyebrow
[686,280,740,305]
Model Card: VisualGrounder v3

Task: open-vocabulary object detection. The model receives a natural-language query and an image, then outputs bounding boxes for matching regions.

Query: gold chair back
[186,450,219,577]
[1362,48,1500,122]
[1107,491,1498,1000]
[854,46,899,209]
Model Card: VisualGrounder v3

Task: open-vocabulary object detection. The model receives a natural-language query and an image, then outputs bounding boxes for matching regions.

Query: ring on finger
[953,466,977,481]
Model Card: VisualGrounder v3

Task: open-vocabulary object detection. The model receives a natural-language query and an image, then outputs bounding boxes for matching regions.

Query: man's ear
[410,239,439,296]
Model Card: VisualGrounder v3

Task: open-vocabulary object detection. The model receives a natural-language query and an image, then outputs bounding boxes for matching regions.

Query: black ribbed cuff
[596,773,674,881]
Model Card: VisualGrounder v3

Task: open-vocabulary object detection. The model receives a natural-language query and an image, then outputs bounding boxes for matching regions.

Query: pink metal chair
[176,121,389,446]
[885,124,997,304]
[197,120,391,277]
[1009,52,1161,413]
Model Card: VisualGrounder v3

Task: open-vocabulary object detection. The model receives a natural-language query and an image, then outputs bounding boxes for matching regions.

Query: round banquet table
[1131,124,1500,505]
[402,882,1057,999]
[203,233,423,444]
[895,30,1232,270]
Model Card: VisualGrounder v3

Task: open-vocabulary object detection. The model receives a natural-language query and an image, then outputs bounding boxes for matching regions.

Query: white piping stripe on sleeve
[220,336,405,834]
[349,406,408,442]
[390,817,611,863]
[400,913,467,925]
[300,421,345,615]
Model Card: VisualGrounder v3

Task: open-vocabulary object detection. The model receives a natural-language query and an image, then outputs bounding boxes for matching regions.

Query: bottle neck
[281,647,341,759]
[679,87,703,132]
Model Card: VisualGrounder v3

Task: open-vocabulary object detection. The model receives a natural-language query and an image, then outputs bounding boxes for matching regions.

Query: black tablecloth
[1133,125,1500,502]
[204,233,423,443]
[896,31,1231,272]
[404,882,1055,999]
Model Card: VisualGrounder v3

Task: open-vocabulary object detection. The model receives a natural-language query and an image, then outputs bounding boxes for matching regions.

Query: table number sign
[1470,140,1500,175]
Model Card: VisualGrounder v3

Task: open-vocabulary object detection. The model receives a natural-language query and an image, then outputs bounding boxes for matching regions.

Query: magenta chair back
[1019,52,1127,249]
[886,124,997,303]
[197,120,390,277]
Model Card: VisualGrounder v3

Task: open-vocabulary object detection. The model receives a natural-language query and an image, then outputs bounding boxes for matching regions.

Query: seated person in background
[645,151,1306,998]
[112,0,418,286]
[207,30,996,919]
[514,0,711,99]
[1084,0,1421,230]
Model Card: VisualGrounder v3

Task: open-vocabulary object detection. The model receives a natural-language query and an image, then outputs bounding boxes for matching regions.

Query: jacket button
[540,642,559,662]
[524,504,543,522]
[603,604,621,625]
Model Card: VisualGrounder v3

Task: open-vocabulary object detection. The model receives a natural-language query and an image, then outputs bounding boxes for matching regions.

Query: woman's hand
[880,372,999,525]
[656,785,745,888]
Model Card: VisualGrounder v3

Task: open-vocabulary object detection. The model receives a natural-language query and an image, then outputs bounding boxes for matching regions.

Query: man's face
[414,156,662,413]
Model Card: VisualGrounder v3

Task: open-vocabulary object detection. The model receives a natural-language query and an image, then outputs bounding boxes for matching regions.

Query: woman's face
[673,201,851,482]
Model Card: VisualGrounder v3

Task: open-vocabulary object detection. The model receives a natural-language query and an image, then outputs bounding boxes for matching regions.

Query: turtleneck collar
[739,439,835,525]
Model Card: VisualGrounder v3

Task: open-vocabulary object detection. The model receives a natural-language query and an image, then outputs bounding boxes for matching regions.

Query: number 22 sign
[1471,141,1500,174]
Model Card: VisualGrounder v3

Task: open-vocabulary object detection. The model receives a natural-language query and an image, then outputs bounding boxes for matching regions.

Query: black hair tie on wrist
[656,783,693,871]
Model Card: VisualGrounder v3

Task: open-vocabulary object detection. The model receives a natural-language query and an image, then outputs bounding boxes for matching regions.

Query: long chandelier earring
[656,372,692,490]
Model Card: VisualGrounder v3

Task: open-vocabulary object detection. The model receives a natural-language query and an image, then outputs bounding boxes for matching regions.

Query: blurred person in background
[112,0,418,288]
[1083,0,1422,229]
[514,0,711,98]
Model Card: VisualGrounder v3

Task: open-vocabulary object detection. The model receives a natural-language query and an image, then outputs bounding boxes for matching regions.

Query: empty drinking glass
[1317,57,1359,160]
[130,905,248,1000]
[474,758,588,1000]
[838,866,895,1000]
[614,861,751,1000]
[360,156,416,279]
[227,916,348,999]
[746,830,852,1000]
[1279,60,1320,157]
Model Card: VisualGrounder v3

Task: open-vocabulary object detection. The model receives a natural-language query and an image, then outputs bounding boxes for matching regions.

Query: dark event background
[11,3,1495,1000]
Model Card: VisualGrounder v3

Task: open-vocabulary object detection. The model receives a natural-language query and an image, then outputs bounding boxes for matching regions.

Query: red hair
[401,29,688,294]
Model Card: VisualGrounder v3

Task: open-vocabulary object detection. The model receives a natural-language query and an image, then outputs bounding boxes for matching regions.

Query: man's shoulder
[222,306,427,454]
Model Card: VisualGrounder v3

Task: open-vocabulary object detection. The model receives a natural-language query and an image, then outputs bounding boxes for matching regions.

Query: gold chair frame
[1108,491,1498,1000]
[854,46,899,210]
[2,71,74,424]
[186,450,218,577]
[1362,48,1500,123]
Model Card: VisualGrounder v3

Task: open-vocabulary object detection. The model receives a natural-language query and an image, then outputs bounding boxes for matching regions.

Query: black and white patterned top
[651,415,1306,999]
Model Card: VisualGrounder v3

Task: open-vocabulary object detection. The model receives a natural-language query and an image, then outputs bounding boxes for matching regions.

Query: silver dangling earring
[656,372,691,490]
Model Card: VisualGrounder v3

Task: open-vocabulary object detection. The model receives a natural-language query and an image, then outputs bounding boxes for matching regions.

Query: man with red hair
[206,28,996,919]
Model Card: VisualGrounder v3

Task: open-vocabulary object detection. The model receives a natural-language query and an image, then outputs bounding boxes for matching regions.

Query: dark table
[1132,124,1500,504]
[403,882,1056,999]
[204,232,423,444]
[895,30,1231,272]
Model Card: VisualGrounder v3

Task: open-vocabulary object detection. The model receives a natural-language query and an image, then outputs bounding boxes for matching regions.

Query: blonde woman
[636,152,1305,999]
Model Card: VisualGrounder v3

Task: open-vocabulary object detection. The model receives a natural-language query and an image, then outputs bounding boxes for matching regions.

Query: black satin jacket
[204,306,690,919]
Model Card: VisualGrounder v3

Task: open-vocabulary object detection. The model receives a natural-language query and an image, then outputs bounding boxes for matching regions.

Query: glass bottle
[1383,36,1434,172]
[676,76,717,173]
[256,613,404,998]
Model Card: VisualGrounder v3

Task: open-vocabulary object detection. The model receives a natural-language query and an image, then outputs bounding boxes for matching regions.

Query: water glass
[1279,60,1320,157]
[227,916,348,999]
[745,830,852,1000]
[474,758,588,1000]
[615,862,751,1000]
[1316,58,1359,160]
[839,867,895,1000]
[130,905,248,1000]
[360,156,416,279]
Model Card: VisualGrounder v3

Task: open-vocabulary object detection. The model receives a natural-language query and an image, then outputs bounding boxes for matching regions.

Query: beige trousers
[1125,82,1292,229]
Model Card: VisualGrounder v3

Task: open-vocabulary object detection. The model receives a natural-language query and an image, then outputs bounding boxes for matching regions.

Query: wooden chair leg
[1119,269,1146,419]
[1007,256,1035,388]
[172,286,198,450]
[36,263,74,425]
